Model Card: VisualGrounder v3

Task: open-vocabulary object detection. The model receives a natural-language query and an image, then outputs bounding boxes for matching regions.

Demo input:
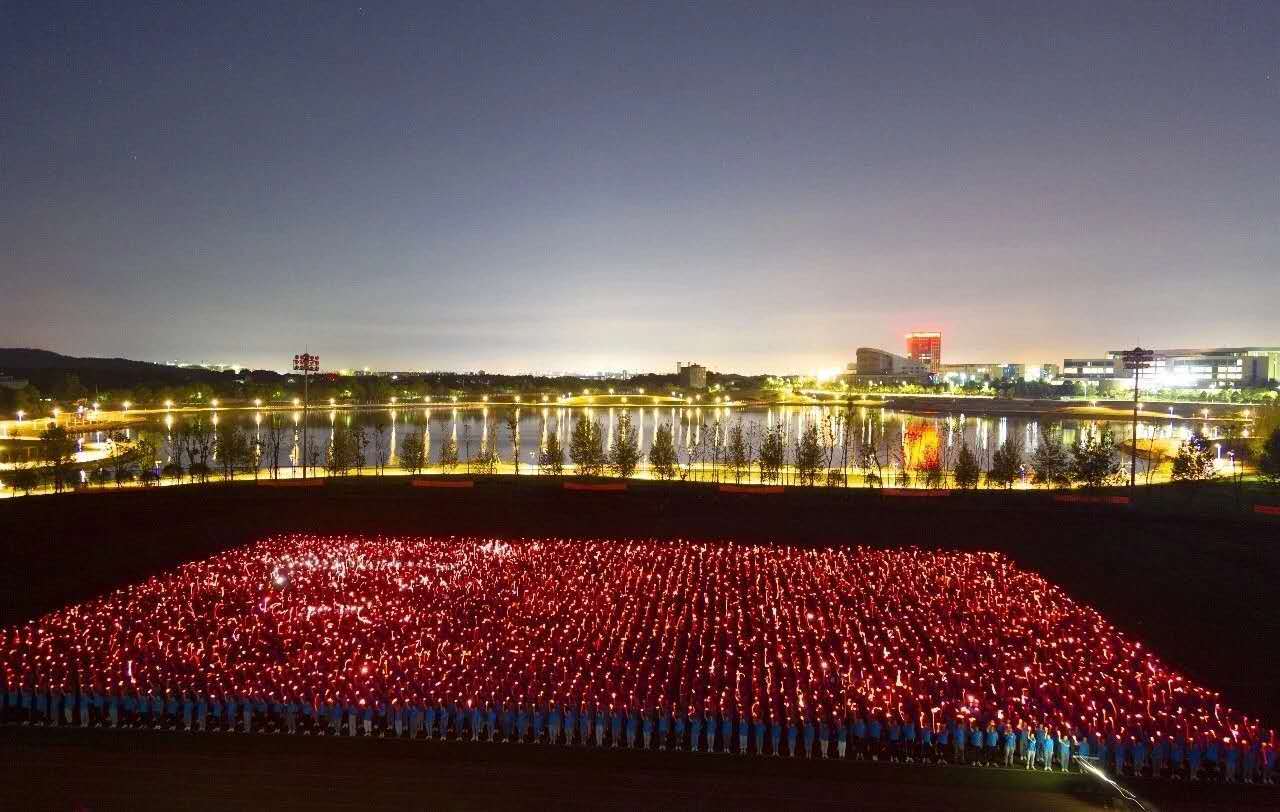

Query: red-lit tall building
[905,331,942,372]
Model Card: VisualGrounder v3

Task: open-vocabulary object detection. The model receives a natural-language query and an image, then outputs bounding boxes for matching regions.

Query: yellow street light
[16,410,24,421]
[390,396,398,404]
[164,399,174,409]
[253,398,262,407]
[514,395,521,403]
[292,397,300,407]
[329,398,336,406]
[211,399,220,408]
[482,395,489,402]
[424,396,431,403]
[122,401,132,411]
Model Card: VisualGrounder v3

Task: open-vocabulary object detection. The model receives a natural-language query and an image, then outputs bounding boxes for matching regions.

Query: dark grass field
[2,478,1279,809]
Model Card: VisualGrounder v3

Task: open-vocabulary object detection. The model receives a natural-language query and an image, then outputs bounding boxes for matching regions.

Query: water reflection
[111,405,1216,475]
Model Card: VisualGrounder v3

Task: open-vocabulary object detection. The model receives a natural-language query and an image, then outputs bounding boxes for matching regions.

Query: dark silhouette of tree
[570,416,605,476]
[1031,424,1072,488]
[538,430,565,475]
[608,411,640,478]
[400,431,426,474]
[954,443,980,489]
[988,436,1023,489]
[648,423,677,481]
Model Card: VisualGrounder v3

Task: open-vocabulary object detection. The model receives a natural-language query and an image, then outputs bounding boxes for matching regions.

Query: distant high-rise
[906,331,942,372]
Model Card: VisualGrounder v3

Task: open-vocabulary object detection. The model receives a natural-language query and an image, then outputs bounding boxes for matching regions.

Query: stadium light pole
[1121,347,1154,492]
[293,353,319,478]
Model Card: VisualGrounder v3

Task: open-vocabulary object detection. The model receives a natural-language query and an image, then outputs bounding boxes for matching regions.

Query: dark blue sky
[3,2,1277,373]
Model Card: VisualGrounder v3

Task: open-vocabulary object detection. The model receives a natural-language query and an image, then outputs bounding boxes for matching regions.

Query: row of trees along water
[7,406,1280,496]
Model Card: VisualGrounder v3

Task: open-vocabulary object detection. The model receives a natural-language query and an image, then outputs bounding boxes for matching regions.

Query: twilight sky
[3,2,1278,374]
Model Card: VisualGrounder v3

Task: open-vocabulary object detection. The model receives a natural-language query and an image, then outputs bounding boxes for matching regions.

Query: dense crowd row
[2,535,1273,783]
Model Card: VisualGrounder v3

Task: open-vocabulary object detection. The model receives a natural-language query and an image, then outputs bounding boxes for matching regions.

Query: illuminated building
[905,331,942,372]
[1061,347,1280,391]
[846,348,932,385]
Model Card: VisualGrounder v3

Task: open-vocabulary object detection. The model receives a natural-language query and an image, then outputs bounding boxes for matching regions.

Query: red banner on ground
[410,479,474,489]
[882,489,950,497]
[1255,504,1280,516]
[1053,494,1130,505]
[258,478,325,487]
[719,484,784,494]
[563,481,627,492]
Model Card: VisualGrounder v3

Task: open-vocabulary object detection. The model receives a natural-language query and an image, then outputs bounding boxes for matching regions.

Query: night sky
[3,2,1277,374]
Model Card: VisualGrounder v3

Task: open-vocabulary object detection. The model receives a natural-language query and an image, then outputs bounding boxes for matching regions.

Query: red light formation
[0,536,1262,748]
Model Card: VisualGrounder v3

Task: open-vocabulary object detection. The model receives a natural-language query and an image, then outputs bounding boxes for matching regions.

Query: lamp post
[293,353,319,478]
[1120,347,1154,492]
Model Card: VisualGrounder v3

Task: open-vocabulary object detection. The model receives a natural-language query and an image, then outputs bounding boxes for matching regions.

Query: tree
[215,424,252,481]
[262,414,288,479]
[1030,425,1072,488]
[795,422,823,486]
[1258,428,1280,487]
[648,423,677,481]
[37,425,77,493]
[439,435,459,472]
[372,420,391,474]
[570,416,606,476]
[505,412,521,476]
[325,423,359,476]
[954,443,981,489]
[400,431,427,475]
[608,411,641,478]
[538,431,565,475]
[471,423,500,475]
[758,424,786,484]
[1170,432,1216,483]
[727,422,752,484]
[8,466,40,496]
[105,431,136,487]
[1071,427,1123,489]
[988,436,1023,489]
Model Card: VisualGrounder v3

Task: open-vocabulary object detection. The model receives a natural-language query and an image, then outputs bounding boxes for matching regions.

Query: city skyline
[5,2,1279,373]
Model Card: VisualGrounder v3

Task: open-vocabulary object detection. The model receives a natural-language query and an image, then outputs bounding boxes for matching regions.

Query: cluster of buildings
[847,332,1279,393]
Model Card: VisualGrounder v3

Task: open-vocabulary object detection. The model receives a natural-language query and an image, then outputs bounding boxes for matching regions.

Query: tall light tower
[293,353,319,478]
[1120,347,1153,491]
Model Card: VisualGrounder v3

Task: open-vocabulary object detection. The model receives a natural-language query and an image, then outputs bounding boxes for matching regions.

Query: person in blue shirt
[921,722,934,764]
[984,723,998,767]
[720,715,733,754]
[644,712,656,750]
[594,706,607,747]
[1224,740,1239,783]
[952,720,966,764]
[1188,736,1203,780]
[970,723,984,767]
[1003,727,1017,767]
[1151,735,1167,777]
[626,710,640,749]
[1036,727,1051,771]
[787,717,800,758]
[887,716,902,762]
[563,704,576,746]
[739,715,750,755]
[1243,740,1258,784]
[802,717,816,759]
[1113,736,1129,776]
[545,696,560,742]
[689,712,702,753]
[1057,732,1071,773]
[579,703,592,747]
[836,719,848,759]
[936,721,950,764]
[1024,733,1038,769]
[658,709,671,751]
[818,718,830,759]
[673,708,686,751]
[902,718,916,764]
[868,715,883,761]
[423,703,437,740]
[1075,730,1090,764]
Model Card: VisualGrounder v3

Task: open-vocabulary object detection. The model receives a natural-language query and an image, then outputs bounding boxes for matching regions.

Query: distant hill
[0,348,261,392]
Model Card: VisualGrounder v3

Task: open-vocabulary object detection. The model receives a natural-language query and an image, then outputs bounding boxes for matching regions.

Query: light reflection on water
[82,406,1228,473]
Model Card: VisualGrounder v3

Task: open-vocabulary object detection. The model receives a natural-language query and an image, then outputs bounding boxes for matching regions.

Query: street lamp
[253,398,262,407]
[211,399,219,408]
[1120,347,1154,491]
[16,410,24,421]
[122,401,131,411]
[164,400,174,410]
[292,352,320,478]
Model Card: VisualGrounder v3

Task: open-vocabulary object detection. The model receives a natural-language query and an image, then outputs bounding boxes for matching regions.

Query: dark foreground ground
[2,478,1279,809]
[7,724,1276,812]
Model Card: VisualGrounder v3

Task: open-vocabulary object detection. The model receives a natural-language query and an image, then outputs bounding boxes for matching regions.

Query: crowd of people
[1,535,1274,784]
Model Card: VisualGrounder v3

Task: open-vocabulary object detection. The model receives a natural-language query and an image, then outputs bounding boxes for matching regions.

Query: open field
[2,480,1279,808]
